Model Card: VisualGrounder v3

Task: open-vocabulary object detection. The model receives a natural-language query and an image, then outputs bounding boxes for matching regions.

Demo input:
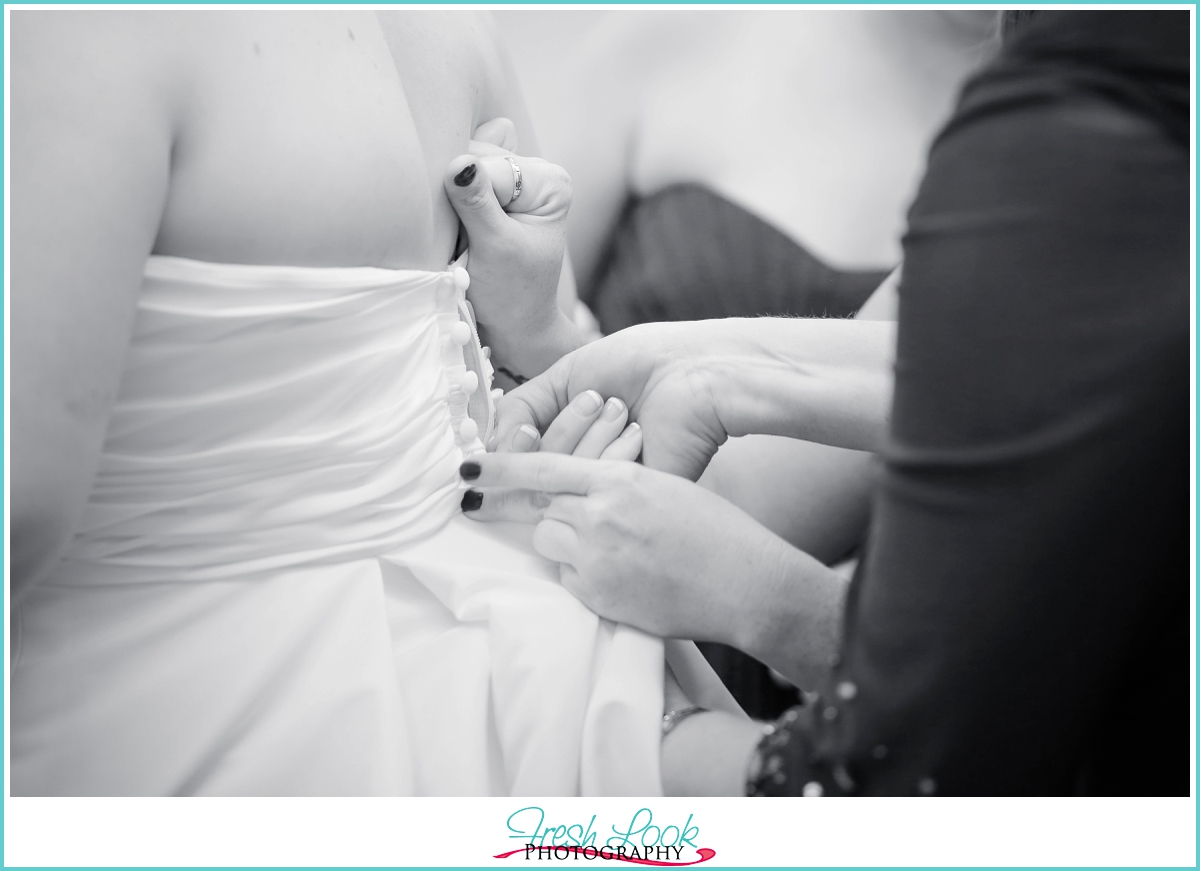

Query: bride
[11,10,734,795]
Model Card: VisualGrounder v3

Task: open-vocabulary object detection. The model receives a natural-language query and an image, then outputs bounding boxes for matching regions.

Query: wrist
[705,319,895,452]
[733,535,846,691]
[727,533,796,663]
[661,710,764,796]
[480,312,583,381]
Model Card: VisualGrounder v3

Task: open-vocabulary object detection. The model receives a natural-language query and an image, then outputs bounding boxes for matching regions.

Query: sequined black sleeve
[749,11,1190,797]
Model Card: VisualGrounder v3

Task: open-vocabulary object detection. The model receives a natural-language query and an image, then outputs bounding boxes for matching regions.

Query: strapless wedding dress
[11,255,738,796]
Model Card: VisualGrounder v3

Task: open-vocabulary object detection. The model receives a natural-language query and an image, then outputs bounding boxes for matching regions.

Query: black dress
[750,10,1190,796]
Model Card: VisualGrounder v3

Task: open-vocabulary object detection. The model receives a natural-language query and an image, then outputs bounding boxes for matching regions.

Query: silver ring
[505,155,523,206]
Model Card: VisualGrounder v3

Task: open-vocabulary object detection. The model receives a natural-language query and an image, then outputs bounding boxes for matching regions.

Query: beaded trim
[746,704,811,796]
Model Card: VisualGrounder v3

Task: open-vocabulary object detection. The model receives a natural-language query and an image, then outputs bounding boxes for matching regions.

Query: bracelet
[661,705,708,738]
[495,365,528,385]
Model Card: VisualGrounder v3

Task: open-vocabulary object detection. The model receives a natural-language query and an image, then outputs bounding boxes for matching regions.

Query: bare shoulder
[11,12,185,202]
[11,12,186,125]
[11,11,178,268]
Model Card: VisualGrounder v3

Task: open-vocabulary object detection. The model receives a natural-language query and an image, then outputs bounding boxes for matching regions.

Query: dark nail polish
[459,461,481,481]
[461,489,483,512]
[453,164,477,187]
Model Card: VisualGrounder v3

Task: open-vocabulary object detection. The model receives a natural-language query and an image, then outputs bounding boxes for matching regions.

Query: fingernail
[453,164,477,187]
[621,421,641,437]
[573,390,603,415]
[513,424,540,452]
[459,461,481,481]
[461,489,483,512]
[601,396,626,421]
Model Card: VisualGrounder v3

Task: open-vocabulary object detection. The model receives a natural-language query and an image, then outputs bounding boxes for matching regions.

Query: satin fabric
[12,256,738,796]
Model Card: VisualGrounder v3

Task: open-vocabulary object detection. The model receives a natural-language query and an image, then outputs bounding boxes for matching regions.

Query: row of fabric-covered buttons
[449,324,481,442]
[446,265,503,448]
[446,267,483,444]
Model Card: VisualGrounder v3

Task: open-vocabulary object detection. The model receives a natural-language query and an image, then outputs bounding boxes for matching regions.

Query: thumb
[493,392,549,453]
[444,154,509,239]
[493,358,574,452]
[639,427,722,483]
[472,116,519,151]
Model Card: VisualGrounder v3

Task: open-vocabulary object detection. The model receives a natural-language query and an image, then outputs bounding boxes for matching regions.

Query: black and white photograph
[6,2,1192,825]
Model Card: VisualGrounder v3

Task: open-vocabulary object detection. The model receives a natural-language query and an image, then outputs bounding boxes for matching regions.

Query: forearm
[661,540,849,797]
[482,311,585,382]
[698,318,896,453]
[730,533,849,691]
[556,247,580,317]
[699,436,872,563]
[682,491,847,691]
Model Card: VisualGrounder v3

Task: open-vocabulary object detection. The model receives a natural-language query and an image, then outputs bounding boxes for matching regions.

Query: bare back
[155,11,523,269]
[10,10,533,587]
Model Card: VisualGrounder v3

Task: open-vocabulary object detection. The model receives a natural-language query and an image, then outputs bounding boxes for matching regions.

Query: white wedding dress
[11,255,738,796]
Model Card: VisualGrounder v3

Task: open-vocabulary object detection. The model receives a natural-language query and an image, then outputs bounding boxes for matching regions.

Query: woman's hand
[493,317,896,482]
[461,450,788,643]
[443,121,582,381]
[493,320,736,480]
[464,389,642,522]
[459,450,847,689]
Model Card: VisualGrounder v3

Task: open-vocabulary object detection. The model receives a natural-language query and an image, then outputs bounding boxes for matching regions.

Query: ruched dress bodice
[12,256,739,796]
[59,255,490,584]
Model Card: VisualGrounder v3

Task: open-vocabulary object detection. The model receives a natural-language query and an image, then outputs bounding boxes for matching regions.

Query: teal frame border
[0,2,1194,869]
